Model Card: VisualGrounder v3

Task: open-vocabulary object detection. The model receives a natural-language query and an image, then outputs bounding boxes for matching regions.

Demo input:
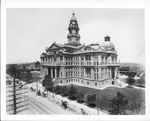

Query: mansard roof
[78,43,116,54]
[65,42,82,47]
[42,41,117,57]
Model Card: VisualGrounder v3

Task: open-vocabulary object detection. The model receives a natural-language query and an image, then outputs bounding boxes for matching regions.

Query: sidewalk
[28,82,107,115]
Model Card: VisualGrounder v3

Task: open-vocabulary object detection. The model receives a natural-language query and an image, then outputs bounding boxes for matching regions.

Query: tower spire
[67,13,80,44]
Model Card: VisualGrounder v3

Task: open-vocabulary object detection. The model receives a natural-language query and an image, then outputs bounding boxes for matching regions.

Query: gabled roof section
[80,43,100,52]
[89,43,100,50]
[82,46,94,52]
[47,42,63,51]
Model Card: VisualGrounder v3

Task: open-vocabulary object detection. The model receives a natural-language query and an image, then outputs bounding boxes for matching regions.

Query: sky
[6,8,145,65]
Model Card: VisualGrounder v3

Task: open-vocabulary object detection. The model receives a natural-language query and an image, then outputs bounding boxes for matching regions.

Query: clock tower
[67,13,80,44]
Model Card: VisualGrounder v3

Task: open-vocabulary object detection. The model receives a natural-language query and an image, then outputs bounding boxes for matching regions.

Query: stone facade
[40,13,120,89]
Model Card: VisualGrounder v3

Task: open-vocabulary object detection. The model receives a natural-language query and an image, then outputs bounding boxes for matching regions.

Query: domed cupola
[67,13,80,44]
[100,35,115,51]
[70,13,77,21]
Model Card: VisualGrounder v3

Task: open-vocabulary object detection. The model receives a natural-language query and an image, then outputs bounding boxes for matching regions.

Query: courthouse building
[40,13,120,89]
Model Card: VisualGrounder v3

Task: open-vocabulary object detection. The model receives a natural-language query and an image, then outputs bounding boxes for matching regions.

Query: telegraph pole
[97,89,99,115]
[36,80,38,95]
[13,76,16,115]
[6,67,28,115]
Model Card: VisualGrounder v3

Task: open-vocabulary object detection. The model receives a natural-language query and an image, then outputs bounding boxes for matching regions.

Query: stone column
[98,55,101,65]
[84,68,86,78]
[51,68,53,78]
[91,54,93,66]
[104,56,106,64]
[84,56,85,66]
[46,67,48,75]
[55,68,57,78]
[91,68,94,80]
[107,68,108,78]
[110,68,112,78]
[44,67,46,76]
[115,67,118,78]
[104,68,106,79]
[110,56,112,63]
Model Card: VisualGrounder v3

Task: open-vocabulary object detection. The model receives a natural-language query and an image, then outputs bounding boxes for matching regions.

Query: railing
[42,63,61,66]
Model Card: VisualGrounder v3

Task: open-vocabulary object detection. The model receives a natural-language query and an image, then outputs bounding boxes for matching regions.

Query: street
[26,83,79,115]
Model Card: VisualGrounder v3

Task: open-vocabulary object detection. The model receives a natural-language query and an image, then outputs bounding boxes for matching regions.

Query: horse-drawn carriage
[61,100,68,109]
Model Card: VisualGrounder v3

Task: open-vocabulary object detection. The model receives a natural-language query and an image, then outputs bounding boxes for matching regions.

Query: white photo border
[1,0,150,121]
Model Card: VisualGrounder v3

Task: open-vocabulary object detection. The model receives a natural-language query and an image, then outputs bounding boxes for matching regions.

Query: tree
[109,91,129,115]
[42,75,53,93]
[68,85,78,100]
[61,86,68,97]
[6,66,18,78]
[127,77,135,86]
[86,94,96,107]
[138,74,145,87]
[127,98,145,115]
[126,72,136,85]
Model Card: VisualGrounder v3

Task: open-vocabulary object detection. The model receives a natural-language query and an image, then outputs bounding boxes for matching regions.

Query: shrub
[126,77,135,86]
[54,86,61,94]
[77,92,84,103]
[126,72,136,85]
[86,94,96,108]
[61,86,68,97]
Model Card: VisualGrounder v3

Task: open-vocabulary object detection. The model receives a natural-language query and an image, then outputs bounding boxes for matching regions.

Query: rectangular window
[81,56,84,60]
[60,56,63,60]
[85,55,91,60]
[95,83,97,86]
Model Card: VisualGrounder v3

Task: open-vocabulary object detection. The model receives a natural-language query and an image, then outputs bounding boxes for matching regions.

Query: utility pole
[36,80,38,95]
[6,67,28,115]
[97,89,99,115]
[13,76,16,114]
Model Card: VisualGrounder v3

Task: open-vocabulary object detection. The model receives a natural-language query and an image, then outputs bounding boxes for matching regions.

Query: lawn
[70,84,145,112]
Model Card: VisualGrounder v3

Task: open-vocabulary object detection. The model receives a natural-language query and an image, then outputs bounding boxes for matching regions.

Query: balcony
[107,63,120,67]
[41,62,61,66]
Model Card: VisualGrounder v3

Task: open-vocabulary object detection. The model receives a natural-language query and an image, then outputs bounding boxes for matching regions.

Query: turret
[67,13,80,44]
